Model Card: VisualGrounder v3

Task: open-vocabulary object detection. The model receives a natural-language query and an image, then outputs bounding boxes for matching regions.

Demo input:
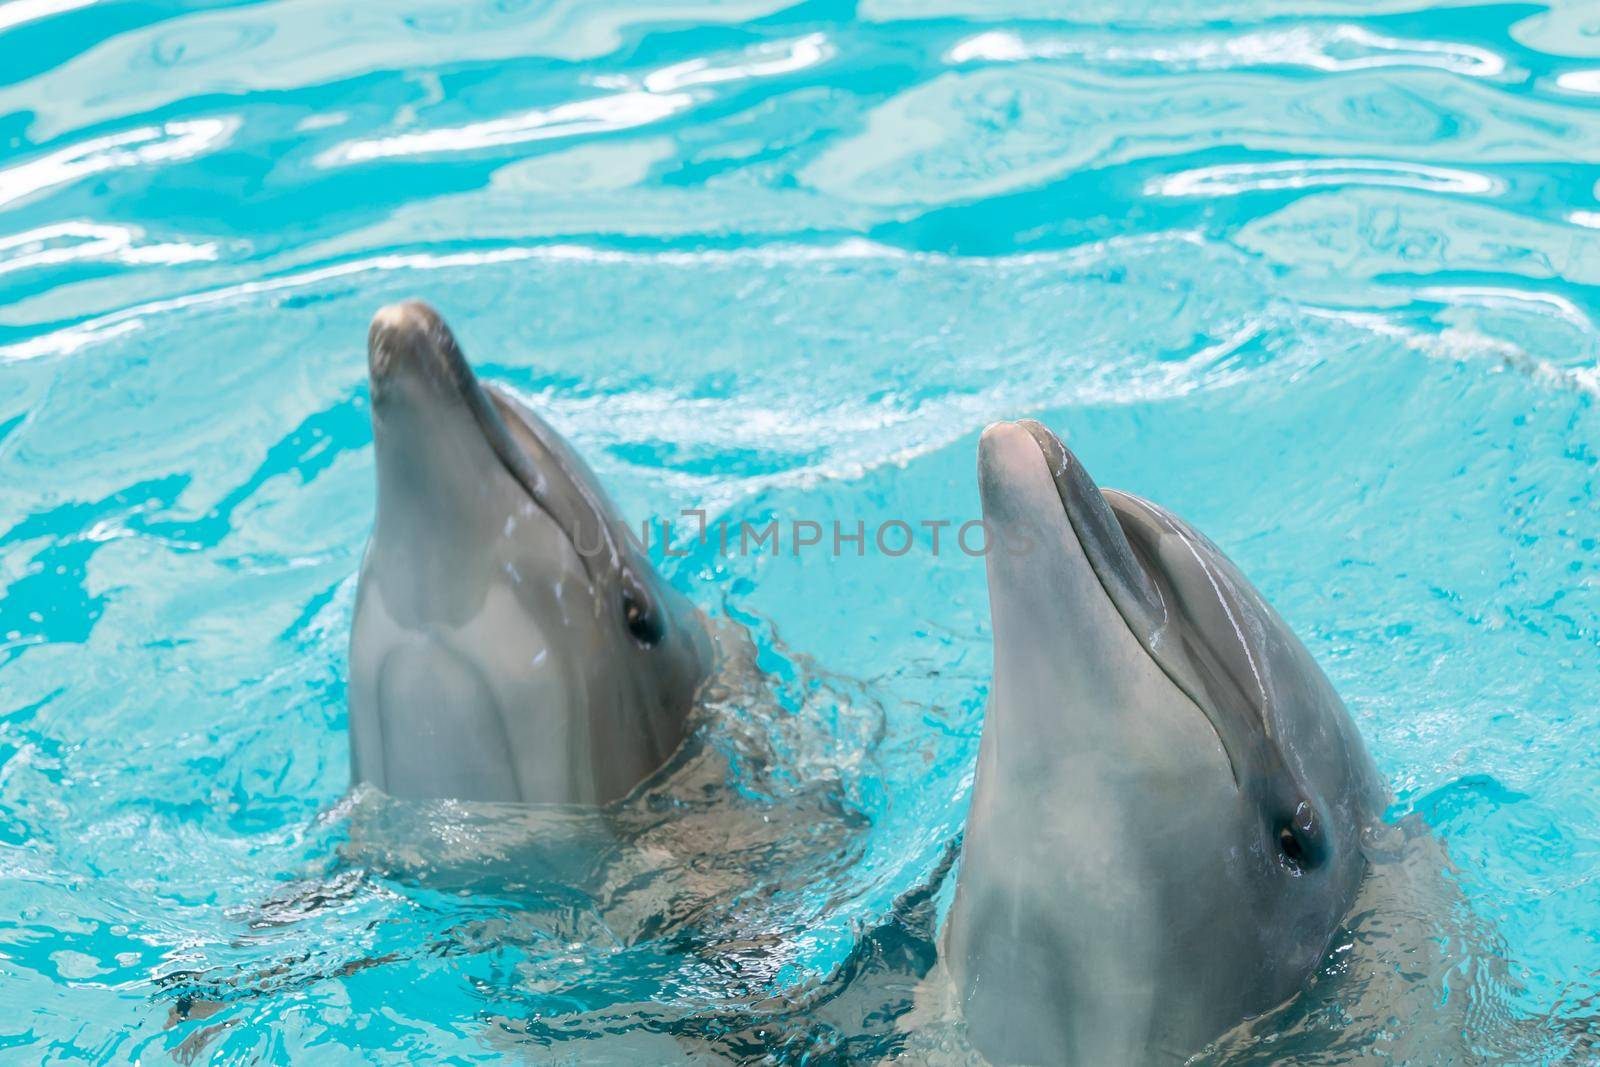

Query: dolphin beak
[365,299,521,481]
[1024,421,1165,631]
[979,420,1248,788]
[367,299,481,408]
[361,299,639,609]
[973,420,1175,777]
[981,420,1170,642]
[976,420,1057,531]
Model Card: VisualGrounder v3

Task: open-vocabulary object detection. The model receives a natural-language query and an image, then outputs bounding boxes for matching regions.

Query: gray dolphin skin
[946,419,1389,1065]
[348,300,712,805]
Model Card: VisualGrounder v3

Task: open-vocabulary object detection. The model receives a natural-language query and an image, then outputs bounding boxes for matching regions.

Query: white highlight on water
[1147,158,1499,198]
[1554,70,1600,95]
[324,92,695,165]
[323,33,832,167]
[0,118,238,210]
[946,24,1506,78]
[0,0,95,35]
[643,32,832,93]
[0,221,217,277]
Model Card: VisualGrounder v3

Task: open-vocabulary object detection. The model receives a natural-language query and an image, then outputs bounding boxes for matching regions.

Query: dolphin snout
[980,418,1166,626]
[977,420,1053,525]
[977,420,1036,477]
[367,299,471,403]
[978,420,1029,452]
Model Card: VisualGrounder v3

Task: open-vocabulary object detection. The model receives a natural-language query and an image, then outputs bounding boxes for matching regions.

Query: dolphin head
[348,300,710,805]
[946,420,1386,1064]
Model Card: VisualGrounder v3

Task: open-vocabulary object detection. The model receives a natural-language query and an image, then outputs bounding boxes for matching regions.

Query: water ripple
[1149,158,1500,197]
[640,31,832,93]
[0,0,796,140]
[320,90,695,166]
[803,66,1593,208]
[0,117,237,211]
[0,221,216,277]
[321,32,833,167]
[2,244,566,361]
[1236,188,1600,288]
[948,24,1507,77]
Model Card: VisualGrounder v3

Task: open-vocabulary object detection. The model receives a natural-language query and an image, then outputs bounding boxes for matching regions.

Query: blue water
[1,0,1598,1062]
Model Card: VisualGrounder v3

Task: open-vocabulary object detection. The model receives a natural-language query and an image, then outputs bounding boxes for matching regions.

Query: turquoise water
[2,0,1599,1062]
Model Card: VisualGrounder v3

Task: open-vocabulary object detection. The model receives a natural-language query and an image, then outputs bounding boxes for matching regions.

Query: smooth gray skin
[349,300,712,805]
[946,420,1388,1065]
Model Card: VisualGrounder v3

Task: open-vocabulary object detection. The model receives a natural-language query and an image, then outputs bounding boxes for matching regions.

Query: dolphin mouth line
[1012,420,1243,789]
[467,383,594,565]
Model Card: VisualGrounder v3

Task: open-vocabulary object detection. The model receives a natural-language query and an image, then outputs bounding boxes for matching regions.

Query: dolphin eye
[621,583,663,647]
[1276,800,1324,877]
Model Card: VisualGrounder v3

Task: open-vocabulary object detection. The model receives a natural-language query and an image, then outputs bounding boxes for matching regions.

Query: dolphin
[348,300,712,805]
[943,419,1389,1064]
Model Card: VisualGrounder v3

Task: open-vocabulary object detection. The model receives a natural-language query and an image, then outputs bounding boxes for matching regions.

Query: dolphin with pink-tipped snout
[348,300,712,805]
[941,419,1388,1064]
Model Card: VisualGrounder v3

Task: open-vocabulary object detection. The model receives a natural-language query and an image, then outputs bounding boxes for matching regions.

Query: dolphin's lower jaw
[947,420,1383,1064]
[350,301,712,806]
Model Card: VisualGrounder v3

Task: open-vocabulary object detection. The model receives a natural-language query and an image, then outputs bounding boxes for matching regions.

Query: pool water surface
[0,0,1598,1062]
